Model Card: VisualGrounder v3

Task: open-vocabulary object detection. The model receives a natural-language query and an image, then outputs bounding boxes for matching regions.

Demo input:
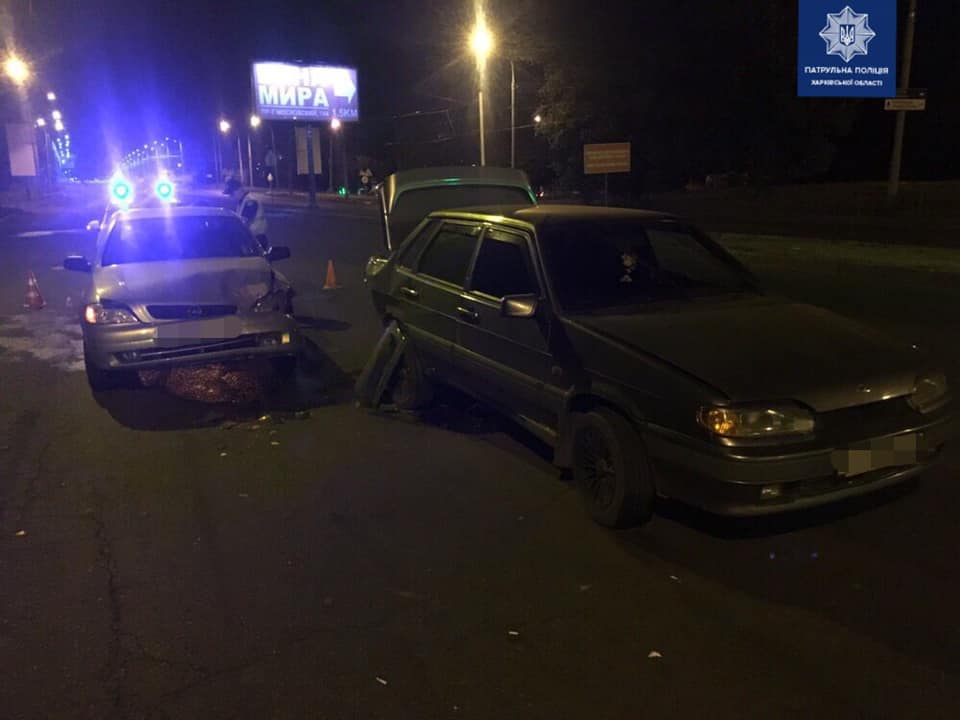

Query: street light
[46,91,56,101]
[534,114,542,125]
[36,117,46,127]
[2,53,30,87]
[219,119,231,134]
[51,109,62,121]
[53,120,64,132]
[470,15,494,166]
[249,114,261,129]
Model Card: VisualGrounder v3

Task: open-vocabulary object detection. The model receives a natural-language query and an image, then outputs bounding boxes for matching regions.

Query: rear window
[389,185,533,246]
[102,215,261,265]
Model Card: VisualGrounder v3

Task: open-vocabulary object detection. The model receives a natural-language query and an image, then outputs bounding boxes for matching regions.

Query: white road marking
[0,312,84,372]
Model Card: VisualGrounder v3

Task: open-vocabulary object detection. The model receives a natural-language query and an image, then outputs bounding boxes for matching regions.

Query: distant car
[365,204,951,526]
[65,206,298,391]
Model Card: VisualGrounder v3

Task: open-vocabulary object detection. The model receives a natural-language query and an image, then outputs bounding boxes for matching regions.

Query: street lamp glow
[46,91,56,101]
[36,117,46,127]
[219,119,231,134]
[330,117,342,131]
[470,20,494,66]
[51,109,62,121]
[3,54,30,87]
[534,114,542,124]
[249,114,261,129]
[54,120,64,132]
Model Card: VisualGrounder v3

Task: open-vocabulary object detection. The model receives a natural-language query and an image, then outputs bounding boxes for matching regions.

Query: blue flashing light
[109,175,134,206]
[155,179,174,201]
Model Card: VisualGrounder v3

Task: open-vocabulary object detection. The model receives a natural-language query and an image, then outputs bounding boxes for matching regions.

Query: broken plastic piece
[15,530,26,537]
[354,320,408,410]
[376,676,388,686]
[648,650,663,659]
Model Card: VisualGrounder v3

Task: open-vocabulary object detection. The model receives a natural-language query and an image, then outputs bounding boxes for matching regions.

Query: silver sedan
[65,206,298,390]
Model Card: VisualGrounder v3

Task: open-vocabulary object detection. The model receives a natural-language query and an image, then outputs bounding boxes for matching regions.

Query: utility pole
[247,133,254,188]
[328,128,335,192]
[478,88,486,166]
[887,0,918,199]
[510,60,516,169]
[305,124,317,207]
[236,134,244,185]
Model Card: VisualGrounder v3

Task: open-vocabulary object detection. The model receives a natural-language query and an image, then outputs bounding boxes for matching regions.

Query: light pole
[887,0,918,200]
[249,114,261,188]
[470,16,494,166]
[328,118,341,192]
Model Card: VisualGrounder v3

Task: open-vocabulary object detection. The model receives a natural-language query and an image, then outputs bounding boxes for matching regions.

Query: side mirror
[267,246,290,262]
[85,220,101,233]
[501,294,539,319]
[64,256,92,273]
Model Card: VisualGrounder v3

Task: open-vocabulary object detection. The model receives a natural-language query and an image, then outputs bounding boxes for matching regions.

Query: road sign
[885,97,926,111]
[797,1,897,97]
[5,123,38,177]
[583,143,631,175]
[251,61,358,122]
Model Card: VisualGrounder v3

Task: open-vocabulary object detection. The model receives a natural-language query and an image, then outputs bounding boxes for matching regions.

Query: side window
[396,220,438,270]
[416,222,481,286]
[469,228,538,299]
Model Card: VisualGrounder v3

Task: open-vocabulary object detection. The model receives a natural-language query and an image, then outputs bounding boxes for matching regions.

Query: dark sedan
[365,205,951,526]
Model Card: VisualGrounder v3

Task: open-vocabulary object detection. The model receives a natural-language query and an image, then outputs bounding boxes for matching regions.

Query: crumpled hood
[94,257,274,308]
[572,296,921,412]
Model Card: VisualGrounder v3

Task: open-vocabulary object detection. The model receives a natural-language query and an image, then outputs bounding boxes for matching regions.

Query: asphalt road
[1,190,959,719]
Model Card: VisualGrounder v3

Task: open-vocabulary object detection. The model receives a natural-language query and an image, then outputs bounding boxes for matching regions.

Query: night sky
[4,0,958,185]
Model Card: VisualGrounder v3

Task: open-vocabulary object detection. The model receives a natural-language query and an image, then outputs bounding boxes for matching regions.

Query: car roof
[429,204,678,231]
[109,205,238,222]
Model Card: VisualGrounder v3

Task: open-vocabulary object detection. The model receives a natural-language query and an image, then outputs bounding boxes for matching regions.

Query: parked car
[65,206,298,391]
[364,204,951,526]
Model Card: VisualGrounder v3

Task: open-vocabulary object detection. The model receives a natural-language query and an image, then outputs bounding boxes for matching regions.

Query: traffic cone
[322,260,341,290]
[23,271,45,310]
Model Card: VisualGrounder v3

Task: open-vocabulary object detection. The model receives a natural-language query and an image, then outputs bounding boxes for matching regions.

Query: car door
[392,220,482,379]
[455,226,557,428]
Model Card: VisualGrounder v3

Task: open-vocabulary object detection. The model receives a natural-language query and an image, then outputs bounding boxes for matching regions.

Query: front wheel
[571,408,654,527]
[84,350,134,392]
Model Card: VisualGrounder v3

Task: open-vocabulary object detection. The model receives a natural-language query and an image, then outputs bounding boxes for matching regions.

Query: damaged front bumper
[83,312,299,370]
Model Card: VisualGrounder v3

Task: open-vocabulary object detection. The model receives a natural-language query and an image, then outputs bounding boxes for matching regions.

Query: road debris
[578,584,591,592]
[15,530,26,537]
[219,452,228,457]
[648,650,663,659]
[769,552,776,560]
[238,493,249,499]
[669,575,680,582]
[507,630,520,639]
[270,441,280,446]
[376,676,388,686]
[354,320,408,410]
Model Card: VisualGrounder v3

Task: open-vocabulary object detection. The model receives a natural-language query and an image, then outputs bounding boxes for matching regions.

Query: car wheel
[272,355,298,380]
[571,408,654,527]
[387,345,434,411]
[83,350,132,392]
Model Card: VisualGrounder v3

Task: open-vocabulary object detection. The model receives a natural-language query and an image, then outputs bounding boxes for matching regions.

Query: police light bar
[109,174,134,206]
[154,175,175,202]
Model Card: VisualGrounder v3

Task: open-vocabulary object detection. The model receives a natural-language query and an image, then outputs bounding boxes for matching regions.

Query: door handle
[399,286,419,300]
[456,305,479,322]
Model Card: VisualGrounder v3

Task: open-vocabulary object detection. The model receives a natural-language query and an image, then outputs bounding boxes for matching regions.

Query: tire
[386,345,434,411]
[571,408,654,527]
[84,350,131,392]
[272,355,298,380]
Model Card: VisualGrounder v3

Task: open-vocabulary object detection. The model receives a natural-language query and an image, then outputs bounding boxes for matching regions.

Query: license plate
[155,316,242,341]
[830,433,920,478]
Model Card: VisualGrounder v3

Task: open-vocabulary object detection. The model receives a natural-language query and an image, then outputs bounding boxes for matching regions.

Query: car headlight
[698,403,815,439]
[907,371,949,413]
[252,289,288,313]
[84,302,139,324]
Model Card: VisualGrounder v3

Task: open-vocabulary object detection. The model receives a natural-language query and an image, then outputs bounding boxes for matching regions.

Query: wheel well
[556,394,637,468]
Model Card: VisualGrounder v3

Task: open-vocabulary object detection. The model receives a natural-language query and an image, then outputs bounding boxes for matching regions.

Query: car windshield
[101,215,261,265]
[539,219,755,313]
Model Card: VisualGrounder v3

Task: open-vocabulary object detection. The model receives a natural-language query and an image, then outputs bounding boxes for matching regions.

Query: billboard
[583,143,631,175]
[251,61,358,122]
[5,123,38,177]
[798,1,897,97]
